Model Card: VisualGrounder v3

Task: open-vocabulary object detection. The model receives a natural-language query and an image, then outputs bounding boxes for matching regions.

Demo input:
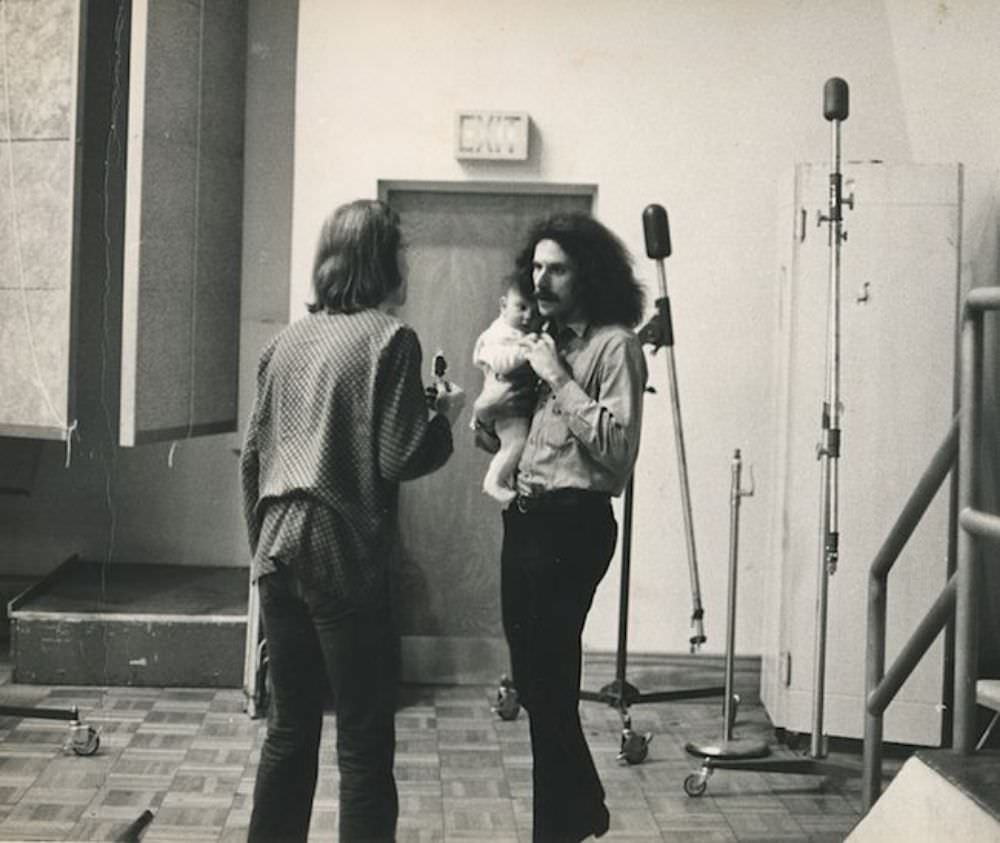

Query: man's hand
[521,333,570,389]
[473,423,501,454]
[431,383,466,427]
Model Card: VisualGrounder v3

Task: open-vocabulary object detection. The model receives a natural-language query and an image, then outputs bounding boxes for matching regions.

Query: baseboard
[401,635,509,685]
[398,641,763,690]
[582,650,761,670]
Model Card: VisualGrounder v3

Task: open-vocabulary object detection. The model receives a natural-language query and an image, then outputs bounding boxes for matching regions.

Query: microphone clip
[637,296,674,351]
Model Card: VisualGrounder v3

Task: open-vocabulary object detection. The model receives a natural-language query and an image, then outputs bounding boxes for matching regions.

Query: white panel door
[765,162,961,745]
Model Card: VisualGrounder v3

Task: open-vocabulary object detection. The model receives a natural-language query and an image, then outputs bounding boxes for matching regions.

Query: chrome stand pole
[685,449,769,761]
[811,76,852,758]
[680,79,862,799]
[640,204,708,652]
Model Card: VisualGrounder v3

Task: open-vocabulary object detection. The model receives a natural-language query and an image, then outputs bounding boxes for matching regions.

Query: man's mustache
[534,290,558,302]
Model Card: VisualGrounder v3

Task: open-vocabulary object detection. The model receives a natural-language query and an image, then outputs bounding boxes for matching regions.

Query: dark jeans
[248,566,399,843]
[501,496,618,843]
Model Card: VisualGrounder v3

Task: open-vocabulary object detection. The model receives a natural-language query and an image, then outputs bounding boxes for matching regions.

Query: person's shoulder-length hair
[308,199,403,314]
[513,212,645,328]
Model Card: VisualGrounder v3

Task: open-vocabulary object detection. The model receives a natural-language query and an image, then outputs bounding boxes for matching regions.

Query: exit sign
[455,111,530,160]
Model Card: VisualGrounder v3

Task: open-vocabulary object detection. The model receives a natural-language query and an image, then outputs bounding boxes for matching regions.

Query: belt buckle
[515,495,531,514]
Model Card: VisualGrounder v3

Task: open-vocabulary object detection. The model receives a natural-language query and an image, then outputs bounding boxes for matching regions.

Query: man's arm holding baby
[471,373,536,454]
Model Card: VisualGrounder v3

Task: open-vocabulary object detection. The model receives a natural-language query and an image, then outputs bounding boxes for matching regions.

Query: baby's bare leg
[483,416,529,504]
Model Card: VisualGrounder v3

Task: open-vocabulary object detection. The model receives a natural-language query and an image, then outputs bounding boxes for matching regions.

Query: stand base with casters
[580,678,725,710]
[579,678,724,767]
[0,703,100,756]
[488,677,657,766]
[683,752,862,798]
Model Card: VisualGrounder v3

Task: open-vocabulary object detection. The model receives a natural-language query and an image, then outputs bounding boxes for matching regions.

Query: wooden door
[383,185,593,684]
[764,162,961,744]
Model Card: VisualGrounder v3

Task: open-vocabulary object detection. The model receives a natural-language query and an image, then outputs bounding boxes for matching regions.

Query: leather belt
[514,488,609,514]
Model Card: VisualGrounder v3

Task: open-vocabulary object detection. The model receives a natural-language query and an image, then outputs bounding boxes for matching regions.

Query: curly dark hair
[513,212,645,328]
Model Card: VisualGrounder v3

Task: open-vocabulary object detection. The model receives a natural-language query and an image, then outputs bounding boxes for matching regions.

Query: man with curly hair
[472,212,647,842]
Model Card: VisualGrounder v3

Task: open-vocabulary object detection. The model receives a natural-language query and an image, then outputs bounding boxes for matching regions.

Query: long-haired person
[241,199,465,842]
[473,212,647,842]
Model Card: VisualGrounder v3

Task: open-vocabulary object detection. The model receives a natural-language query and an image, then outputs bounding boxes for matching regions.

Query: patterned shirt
[240,308,453,603]
[515,321,647,497]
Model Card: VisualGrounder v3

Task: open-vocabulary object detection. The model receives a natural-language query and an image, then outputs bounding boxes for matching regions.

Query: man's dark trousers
[248,567,399,842]
[501,493,618,843]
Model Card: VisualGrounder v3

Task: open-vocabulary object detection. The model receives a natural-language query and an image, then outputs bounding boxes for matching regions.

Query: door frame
[378,178,598,204]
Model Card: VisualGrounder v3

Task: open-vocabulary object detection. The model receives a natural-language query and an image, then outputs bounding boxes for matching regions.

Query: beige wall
[290,0,1000,656]
[3,0,997,662]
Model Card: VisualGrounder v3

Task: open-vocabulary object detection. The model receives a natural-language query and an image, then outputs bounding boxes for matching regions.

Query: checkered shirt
[240,308,453,603]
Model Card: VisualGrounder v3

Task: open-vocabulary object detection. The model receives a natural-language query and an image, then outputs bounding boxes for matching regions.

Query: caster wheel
[618,729,651,765]
[491,676,521,721]
[683,772,708,797]
[70,725,100,757]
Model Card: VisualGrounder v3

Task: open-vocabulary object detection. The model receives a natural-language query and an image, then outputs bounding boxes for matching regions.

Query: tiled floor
[0,656,874,842]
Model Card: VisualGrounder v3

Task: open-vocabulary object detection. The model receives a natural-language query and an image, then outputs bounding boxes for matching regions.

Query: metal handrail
[868,576,956,718]
[861,418,958,808]
[959,507,1000,541]
[861,286,1000,811]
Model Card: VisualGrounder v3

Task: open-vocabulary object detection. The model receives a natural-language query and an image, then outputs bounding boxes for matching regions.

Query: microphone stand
[579,203,724,765]
[679,77,862,796]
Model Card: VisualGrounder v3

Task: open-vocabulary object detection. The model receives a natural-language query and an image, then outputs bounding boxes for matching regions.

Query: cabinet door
[766,162,961,745]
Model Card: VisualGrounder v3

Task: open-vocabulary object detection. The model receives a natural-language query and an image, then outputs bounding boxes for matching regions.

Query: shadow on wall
[0,439,42,495]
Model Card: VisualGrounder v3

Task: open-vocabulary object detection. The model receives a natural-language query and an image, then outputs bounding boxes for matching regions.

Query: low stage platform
[8,556,247,687]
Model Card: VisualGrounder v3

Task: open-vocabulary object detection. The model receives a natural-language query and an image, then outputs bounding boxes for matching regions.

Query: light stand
[684,449,769,786]
[579,204,724,765]
[810,74,853,758]
[679,77,863,796]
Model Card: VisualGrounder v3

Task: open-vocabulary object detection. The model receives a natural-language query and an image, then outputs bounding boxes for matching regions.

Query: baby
[472,275,539,503]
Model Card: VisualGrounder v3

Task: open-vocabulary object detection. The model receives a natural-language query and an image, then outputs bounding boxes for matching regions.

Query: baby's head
[499,274,539,332]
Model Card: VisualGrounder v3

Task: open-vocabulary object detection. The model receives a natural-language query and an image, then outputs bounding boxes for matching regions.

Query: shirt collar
[552,318,588,340]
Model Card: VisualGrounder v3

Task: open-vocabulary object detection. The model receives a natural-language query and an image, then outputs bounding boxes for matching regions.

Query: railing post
[862,570,886,809]
[954,307,982,753]
[861,416,958,809]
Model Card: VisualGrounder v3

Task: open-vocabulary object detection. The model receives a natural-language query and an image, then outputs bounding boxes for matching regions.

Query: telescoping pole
[641,205,707,653]
[811,77,851,758]
[683,450,768,764]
